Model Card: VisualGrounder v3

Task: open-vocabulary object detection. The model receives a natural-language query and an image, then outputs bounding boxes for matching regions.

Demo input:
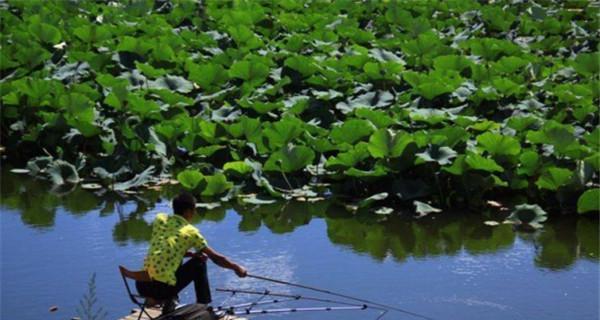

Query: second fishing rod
[246,273,437,320]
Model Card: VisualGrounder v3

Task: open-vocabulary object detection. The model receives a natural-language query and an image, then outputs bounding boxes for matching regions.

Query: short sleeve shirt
[143,213,208,285]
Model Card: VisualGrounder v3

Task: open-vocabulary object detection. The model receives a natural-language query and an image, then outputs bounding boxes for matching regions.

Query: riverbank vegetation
[1,168,598,270]
[1,0,598,216]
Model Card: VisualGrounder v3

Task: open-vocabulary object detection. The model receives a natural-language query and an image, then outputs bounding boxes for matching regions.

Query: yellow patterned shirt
[143,213,208,285]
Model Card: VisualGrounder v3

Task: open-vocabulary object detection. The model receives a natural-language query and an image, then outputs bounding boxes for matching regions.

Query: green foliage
[367,129,413,159]
[536,167,573,191]
[201,173,233,197]
[264,145,315,173]
[177,170,203,190]
[1,0,598,214]
[506,204,548,229]
[476,132,521,156]
[577,189,600,214]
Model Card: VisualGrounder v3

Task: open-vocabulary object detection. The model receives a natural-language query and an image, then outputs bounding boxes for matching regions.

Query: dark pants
[136,257,212,304]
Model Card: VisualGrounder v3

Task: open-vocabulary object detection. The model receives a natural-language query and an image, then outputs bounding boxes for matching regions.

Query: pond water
[1,169,598,320]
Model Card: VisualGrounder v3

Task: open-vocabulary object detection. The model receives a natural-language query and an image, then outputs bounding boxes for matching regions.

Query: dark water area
[1,169,598,320]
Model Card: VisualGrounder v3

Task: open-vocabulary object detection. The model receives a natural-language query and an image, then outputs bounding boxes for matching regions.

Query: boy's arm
[201,246,247,277]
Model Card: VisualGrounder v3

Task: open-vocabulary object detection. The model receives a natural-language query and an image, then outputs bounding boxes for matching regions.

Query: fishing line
[216,290,236,310]
[246,274,436,320]
[246,290,268,312]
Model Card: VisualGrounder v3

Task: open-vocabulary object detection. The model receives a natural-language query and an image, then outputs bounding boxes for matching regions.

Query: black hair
[173,192,196,216]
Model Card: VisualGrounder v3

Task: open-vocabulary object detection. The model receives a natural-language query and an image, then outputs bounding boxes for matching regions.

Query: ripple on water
[206,249,296,306]
[450,239,533,282]
[431,294,512,311]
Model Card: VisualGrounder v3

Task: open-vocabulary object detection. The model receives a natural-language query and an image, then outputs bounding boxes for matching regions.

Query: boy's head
[173,192,196,217]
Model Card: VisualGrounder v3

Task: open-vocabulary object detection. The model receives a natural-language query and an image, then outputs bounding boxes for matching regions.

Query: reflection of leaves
[253,201,312,234]
[238,211,262,232]
[463,223,514,254]
[201,206,226,222]
[3,162,598,272]
[534,219,578,270]
[577,218,599,260]
[1,170,60,228]
[327,218,387,260]
[113,217,153,245]
[62,189,100,215]
[20,198,58,228]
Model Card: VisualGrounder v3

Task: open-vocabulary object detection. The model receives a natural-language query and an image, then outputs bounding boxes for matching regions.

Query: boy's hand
[234,265,247,278]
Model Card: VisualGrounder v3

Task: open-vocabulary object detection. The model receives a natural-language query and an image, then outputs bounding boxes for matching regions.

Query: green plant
[76,273,108,320]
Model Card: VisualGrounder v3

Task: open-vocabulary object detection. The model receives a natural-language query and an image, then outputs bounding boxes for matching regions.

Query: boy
[136,192,247,312]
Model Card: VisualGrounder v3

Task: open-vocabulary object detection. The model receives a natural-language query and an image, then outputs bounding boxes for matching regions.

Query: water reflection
[1,169,597,270]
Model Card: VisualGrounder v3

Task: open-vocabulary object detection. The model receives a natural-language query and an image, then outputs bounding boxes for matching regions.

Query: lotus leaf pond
[1,1,599,216]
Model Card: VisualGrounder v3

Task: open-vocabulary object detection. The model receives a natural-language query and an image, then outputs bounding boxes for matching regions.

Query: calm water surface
[1,170,598,320]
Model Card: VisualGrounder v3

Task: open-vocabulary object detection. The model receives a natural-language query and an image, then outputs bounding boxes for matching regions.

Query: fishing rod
[246,274,436,320]
[216,288,389,319]
[216,288,385,309]
[226,305,368,316]
[215,297,299,311]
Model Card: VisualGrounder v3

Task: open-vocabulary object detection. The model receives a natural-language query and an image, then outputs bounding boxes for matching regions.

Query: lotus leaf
[416,145,458,166]
[367,129,413,159]
[414,201,442,217]
[177,169,203,190]
[577,189,600,214]
[476,132,521,156]
[330,119,376,145]
[358,192,388,208]
[223,161,254,177]
[264,145,315,173]
[536,167,573,191]
[201,173,233,197]
[149,75,194,93]
[46,160,80,186]
[1,0,597,215]
[505,204,547,229]
[465,153,504,173]
[188,63,228,90]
